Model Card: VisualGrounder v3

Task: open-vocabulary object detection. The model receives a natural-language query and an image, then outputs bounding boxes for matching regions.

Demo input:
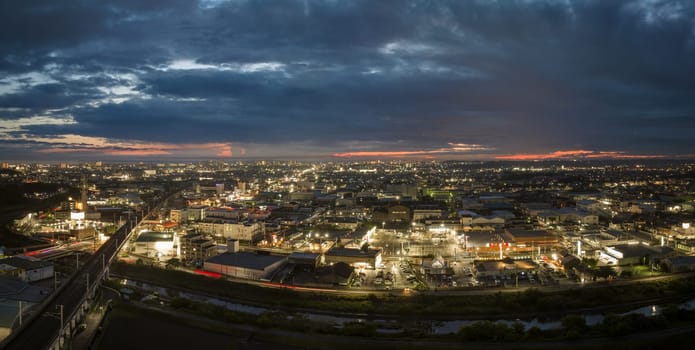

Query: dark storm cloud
[1,0,695,159]
[0,83,92,110]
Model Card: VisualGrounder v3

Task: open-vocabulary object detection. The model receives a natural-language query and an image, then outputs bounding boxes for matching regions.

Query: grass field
[96,302,299,350]
[95,301,695,350]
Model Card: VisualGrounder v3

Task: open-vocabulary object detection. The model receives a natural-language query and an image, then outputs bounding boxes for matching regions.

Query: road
[69,293,111,350]
[25,241,95,261]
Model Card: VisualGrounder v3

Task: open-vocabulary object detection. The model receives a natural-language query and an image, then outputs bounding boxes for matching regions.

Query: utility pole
[85,273,90,297]
[55,304,64,332]
[18,301,22,326]
[102,253,107,279]
[45,304,65,337]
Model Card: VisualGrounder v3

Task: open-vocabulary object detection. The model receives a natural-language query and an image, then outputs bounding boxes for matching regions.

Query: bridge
[1,187,185,350]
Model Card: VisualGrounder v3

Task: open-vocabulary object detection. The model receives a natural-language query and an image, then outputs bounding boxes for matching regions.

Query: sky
[1,0,694,161]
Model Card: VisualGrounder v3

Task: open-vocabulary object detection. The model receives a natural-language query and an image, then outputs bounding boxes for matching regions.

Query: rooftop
[205,252,286,270]
[0,256,52,270]
[665,256,695,265]
[608,244,660,258]
[0,276,49,303]
[506,229,553,237]
[289,252,320,261]
[135,231,174,243]
[325,247,381,258]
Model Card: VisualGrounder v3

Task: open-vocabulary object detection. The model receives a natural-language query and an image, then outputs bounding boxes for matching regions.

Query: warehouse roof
[0,256,52,270]
[205,252,286,270]
[325,247,381,258]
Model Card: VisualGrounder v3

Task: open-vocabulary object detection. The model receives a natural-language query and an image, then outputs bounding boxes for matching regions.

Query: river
[118,278,695,335]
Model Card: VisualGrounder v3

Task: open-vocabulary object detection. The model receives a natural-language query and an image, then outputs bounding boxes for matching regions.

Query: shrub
[342,321,377,337]
[169,297,192,309]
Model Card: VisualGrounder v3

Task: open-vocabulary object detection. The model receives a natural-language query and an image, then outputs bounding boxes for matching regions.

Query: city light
[2,0,694,344]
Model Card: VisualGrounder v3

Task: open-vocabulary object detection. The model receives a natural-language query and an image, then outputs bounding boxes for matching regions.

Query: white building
[133,231,175,258]
[197,219,264,241]
[0,256,54,282]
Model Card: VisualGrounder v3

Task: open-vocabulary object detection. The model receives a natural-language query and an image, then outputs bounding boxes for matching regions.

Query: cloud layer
[1,0,694,160]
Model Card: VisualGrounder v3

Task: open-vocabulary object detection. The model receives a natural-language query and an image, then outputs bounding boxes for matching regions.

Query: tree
[169,297,192,309]
[582,257,598,269]
[594,266,615,280]
[458,321,521,341]
[526,326,543,339]
[511,320,525,338]
[166,258,181,269]
[561,314,587,333]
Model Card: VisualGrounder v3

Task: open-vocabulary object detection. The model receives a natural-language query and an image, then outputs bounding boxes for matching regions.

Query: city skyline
[2,0,695,161]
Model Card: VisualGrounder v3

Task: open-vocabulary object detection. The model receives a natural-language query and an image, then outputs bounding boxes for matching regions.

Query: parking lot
[350,258,424,290]
[349,256,575,291]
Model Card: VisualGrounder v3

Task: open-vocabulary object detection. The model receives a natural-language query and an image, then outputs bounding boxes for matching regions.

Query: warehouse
[204,240,286,280]
[0,256,54,282]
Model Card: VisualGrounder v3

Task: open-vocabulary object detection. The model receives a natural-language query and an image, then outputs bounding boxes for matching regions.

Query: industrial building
[503,229,558,248]
[0,256,54,282]
[599,243,673,266]
[180,233,218,265]
[203,240,286,280]
[133,231,175,258]
[288,252,321,269]
[324,247,382,269]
